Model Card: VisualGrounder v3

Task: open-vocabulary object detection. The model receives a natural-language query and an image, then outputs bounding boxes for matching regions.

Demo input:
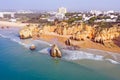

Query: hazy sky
[0,0,120,11]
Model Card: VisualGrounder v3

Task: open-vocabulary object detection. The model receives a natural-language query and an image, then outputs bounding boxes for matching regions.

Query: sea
[0,27,120,80]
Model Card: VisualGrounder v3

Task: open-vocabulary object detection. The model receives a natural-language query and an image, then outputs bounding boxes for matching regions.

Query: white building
[55,13,65,20]
[9,18,17,22]
[17,10,33,14]
[47,17,55,22]
[0,12,15,18]
[90,10,102,16]
[58,7,67,14]
[0,13,4,18]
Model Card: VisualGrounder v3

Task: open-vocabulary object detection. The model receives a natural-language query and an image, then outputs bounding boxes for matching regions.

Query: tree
[67,17,76,24]
[98,21,112,28]
[88,17,97,25]
[76,16,82,21]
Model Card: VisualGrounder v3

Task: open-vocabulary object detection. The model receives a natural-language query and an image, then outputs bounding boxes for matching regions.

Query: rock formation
[94,26,120,44]
[19,24,38,39]
[29,44,36,50]
[50,44,62,58]
[19,22,120,46]
[65,39,71,46]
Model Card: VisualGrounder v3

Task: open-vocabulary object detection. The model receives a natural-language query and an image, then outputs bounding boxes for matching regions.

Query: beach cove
[0,22,120,79]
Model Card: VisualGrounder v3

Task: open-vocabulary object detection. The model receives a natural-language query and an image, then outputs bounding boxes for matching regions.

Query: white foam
[39,47,50,54]
[11,38,28,48]
[34,40,51,46]
[105,59,119,64]
[0,32,29,48]
[62,49,103,60]
[0,34,8,38]
[62,49,119,64]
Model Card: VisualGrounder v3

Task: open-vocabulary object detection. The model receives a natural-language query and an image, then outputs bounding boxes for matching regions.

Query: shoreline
[37,33,120,54]
[0,21,120,54]
[0,21,28,28]
[0,28,120,64]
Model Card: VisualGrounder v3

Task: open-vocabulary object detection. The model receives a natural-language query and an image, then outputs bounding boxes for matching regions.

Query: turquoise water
[0,37,120,80]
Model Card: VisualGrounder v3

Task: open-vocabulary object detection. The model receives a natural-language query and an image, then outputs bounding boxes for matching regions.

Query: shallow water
[0,37,120,80]
[0,28,120,80]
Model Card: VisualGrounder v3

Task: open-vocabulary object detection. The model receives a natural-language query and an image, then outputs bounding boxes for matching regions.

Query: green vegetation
[66,16,82,24]
[88,17,97,25]
[98,21,113,28]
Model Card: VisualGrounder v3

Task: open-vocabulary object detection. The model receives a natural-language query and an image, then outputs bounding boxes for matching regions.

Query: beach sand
[0,21,28,28]
[37,33,120,54]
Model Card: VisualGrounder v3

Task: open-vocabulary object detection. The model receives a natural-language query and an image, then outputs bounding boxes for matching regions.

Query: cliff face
[94,26,120,44]
[19,24,39,39]
[19,22,120,45]
[70,25,95,41]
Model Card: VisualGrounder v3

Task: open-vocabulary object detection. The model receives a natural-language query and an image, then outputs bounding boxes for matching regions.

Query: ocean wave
[33,40,51,46]
[62,49,120,64]
[38,47,50,54]
[11,38,28,48]
[62,49,103,61]
[0,34,8,38]
[0,33,29,48]
[38,47,119,64]
[105,59,119,64]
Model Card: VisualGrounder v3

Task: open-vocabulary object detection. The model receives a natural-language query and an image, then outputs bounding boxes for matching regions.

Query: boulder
[19,29,32,39]
[65,39,71,46]
[29,44,36,50]
[50,44,62,58]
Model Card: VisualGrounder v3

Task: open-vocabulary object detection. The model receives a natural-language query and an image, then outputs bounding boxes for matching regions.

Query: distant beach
[0,21,28,28]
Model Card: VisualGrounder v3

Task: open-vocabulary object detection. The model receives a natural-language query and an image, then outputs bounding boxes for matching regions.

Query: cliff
[19,22,120,53]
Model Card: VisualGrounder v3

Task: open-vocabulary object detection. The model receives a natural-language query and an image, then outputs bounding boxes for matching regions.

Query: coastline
[0,26,120,64]
[37,33,120,54]
[0,21,120,54]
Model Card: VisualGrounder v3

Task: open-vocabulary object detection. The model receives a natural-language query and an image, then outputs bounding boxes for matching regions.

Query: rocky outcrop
[71,25,95,41]
[19,22,120,46]
[19,24,38,39]
[94,27,120,44]
[29,44,36,50]
[65,39,71,46]
[50,44,62,58]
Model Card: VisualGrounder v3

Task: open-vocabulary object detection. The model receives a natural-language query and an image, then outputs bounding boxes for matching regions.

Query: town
[0,7,120,25]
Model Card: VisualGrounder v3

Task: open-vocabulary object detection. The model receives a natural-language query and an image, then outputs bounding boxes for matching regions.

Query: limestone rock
[65,39,71,46]
[94,26,120,44]
[29,44,36,50]
[50,44,62,58]
[19,25,38,39]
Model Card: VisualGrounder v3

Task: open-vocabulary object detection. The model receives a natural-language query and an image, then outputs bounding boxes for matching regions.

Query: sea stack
[65,39,71,46]
[29,44,36,50]
[50,44,62,58]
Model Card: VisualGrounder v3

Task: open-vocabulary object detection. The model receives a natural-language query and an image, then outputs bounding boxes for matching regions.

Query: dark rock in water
[29,44,36,50]
[50,44,62,58]
[1,26,4,29]
[65,39,71,46]
[6,26,9,28]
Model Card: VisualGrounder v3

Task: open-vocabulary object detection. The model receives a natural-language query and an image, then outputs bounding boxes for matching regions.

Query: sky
[0,0,120,11]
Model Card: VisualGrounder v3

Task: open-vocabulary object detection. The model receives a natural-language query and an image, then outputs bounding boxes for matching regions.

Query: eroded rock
[50,44,62,58]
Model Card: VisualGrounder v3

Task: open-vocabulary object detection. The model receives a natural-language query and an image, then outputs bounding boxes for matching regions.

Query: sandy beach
[0,21,120,54]
[38,33,120,54]
[0,21,28,28]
